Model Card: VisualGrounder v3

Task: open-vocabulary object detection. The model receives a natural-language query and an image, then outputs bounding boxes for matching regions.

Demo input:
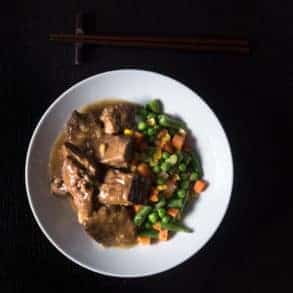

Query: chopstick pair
[50,33,250,54]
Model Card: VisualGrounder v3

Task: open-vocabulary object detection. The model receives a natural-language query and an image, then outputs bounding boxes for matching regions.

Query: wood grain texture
[0,0,291,292]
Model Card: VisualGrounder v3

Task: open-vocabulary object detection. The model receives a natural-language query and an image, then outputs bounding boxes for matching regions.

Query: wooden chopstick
[49,33,250,54]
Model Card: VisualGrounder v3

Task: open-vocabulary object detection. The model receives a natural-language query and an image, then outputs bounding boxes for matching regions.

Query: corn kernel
[153,148,162,162]
[147,117,156,126]
[124,128,133,136]
[99,143,106,156]
[157,184,167,191]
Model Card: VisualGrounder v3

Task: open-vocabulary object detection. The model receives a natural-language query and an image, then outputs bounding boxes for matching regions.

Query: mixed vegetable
[124,99,208,245]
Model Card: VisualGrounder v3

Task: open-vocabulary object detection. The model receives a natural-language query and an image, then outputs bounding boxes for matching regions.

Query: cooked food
[98,169,151,205]
[49,99,207,247]
[92,135,133,168]
[100,103,135,134]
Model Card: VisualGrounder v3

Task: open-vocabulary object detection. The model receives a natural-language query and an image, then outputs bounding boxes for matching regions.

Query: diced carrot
[157,129,168,140]
[172,133,186,150]
[137,236,151,245]
[137,163,151,177]
[159,229,168,241]
[133,204,143,213]
[149,188,159,202]
[167,208,180,219]
[153,222,161,231]
[193,179,208,193]
[162,141,174,153]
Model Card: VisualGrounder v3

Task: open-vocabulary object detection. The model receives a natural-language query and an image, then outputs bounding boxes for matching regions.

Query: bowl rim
[25,69,234,278]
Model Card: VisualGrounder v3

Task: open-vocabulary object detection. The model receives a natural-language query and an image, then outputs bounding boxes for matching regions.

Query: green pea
[157,208,166,218]
[147,128,156,136]
[161,215,171,224]
[137,121,147,131]
[153,165,161,173]
[177,189,186,198]
[162,152,170,160]
[160,162,171,172]
[178,163,187,172]
[190,172,199,181]
[181,180,190,190]
[167,154,178,165]
[147,113,156,120]
[180,172,189,180]
[147,99,162,113]
[148,212,158,224]
[156,177,166,185]
[145,222,152,229]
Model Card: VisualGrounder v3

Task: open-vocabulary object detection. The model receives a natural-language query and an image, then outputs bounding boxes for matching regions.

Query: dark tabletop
[0,1,291,292]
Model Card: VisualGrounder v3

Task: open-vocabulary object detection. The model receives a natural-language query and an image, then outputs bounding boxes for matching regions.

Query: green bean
[181,191,190,212]
[161,215,171,224]
[183,153,192,165]
[137,107,148,118]
[191,152,203,178]
[157,208,166,218]
[161,222,193,233]
[166,154,178,165]
[168,198,184,208]
[148,212,159,223]
[138,229,159,238]
[134,206,152,226]
[155,198,167,209]
[158,114,185,129]
[168,128,177,136]
[177,151,184,163]
[137,121,147,131]
[147,99,162,113]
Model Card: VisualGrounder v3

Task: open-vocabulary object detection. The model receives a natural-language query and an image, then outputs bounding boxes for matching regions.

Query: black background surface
[0,1,291,292]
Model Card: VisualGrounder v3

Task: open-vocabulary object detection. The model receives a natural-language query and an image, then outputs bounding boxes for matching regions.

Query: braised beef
[62,156,94,224]
[85,206,136,246]
[66,110,102,146]
[98,169,151,206]
[63,142,98,177]
[100,104,135,134]
[50,177,68,197]
[93,135,133,168]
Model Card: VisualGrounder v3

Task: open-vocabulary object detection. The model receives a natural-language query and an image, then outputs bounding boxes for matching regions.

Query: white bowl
[25,69,233,277]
